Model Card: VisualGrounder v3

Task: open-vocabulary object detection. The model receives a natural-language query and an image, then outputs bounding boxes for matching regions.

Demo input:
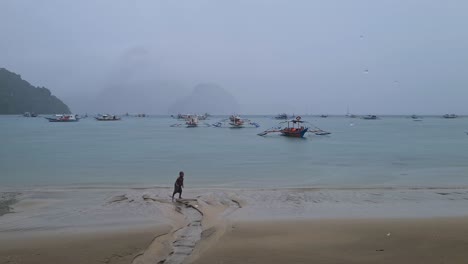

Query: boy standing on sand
[172,171,184,201]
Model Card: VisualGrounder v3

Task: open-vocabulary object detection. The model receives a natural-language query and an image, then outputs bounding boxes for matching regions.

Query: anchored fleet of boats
[29,112,467,138]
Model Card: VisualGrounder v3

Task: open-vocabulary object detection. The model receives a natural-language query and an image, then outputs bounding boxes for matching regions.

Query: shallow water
[1,115,467,188]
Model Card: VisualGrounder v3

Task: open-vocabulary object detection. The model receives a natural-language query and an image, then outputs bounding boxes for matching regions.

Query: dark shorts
[174,185,182,193]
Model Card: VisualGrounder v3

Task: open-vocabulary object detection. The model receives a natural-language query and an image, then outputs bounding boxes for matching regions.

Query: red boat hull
[280,127,308,138]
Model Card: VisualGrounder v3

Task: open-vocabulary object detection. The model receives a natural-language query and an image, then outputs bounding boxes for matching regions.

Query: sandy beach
[2,187,468,263]
[0,226,169,264]
[193,218,468,264]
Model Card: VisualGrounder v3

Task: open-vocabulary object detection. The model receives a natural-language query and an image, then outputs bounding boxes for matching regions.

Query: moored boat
[45,114,79,122]
[185,115,199,127]
[410,115,423,121]
[274,113,288,119]
[212,116,259,128]
[229,115,245,128]
[95,114,121,121]
[258,116,310,138]
[280,117,309,137]
[362,115,378,120]
[443,114,458,119]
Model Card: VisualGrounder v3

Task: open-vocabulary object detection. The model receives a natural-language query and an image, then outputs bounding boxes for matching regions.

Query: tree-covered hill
[0,68,71,114]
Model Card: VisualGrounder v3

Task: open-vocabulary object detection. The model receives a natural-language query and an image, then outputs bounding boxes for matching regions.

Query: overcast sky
[1,0,467,114]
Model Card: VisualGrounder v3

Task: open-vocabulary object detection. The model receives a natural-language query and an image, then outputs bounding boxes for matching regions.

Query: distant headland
[0,68,71,114]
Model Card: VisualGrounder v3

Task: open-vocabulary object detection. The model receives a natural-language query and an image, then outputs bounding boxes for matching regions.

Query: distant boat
[443,114,458,119]
[185,115,199,127]
[229,115,245,128]
[361,115,378,120]
[198,113,209,120]
[176,113,207,120]
[45,114,79,122]
[274,113,288,119]
[345,106,357,118]
[212,116,259,128]
[95,114,121,121]
[410,115,423,121]
[23,112,38,117]
[320,114,328,118]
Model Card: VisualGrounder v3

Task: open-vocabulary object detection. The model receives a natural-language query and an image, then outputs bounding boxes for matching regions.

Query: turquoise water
[1,115,467,188]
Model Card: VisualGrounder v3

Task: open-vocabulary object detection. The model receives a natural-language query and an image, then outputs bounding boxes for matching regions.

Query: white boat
[95,114,121,121]
[45,114,79,122]
[213,115,259,128]
[186,115,199,127]
[229,116,246,128]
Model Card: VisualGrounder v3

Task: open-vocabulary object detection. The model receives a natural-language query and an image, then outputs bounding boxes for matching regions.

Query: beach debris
[387,233,391,237]
[108,194,128,203]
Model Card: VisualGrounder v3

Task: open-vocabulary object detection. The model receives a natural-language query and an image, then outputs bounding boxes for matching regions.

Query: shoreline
[5,184,468,192]
[2,186,468,263]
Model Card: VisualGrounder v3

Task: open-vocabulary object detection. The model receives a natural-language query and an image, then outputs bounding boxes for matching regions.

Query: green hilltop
[0,68,71,114]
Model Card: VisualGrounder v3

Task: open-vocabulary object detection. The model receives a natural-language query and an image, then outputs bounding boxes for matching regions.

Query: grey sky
[1,0,467,114]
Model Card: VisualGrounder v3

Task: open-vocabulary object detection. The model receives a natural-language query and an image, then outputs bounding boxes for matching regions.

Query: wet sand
[2,187,468,263]
[193,218,468,264]
[0,192,19,217]
[0,226,170,264]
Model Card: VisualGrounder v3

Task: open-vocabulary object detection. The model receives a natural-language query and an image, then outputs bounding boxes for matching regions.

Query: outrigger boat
[95,114,121,121]
[186,115,199,127]
[170,115,211,128]
[258,116,330,137]
[45,114,79,122]
[213,115,259,128]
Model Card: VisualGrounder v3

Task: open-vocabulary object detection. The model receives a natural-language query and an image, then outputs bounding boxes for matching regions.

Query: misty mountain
[168,83,240,114]
[81,46,188,114]
[0,68,71,114]
[94,80,186,114]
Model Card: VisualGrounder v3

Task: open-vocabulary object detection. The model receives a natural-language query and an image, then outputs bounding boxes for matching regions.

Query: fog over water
[1,1,467,114]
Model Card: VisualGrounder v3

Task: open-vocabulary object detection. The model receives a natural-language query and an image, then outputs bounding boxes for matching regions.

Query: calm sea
[1,115,467,188]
